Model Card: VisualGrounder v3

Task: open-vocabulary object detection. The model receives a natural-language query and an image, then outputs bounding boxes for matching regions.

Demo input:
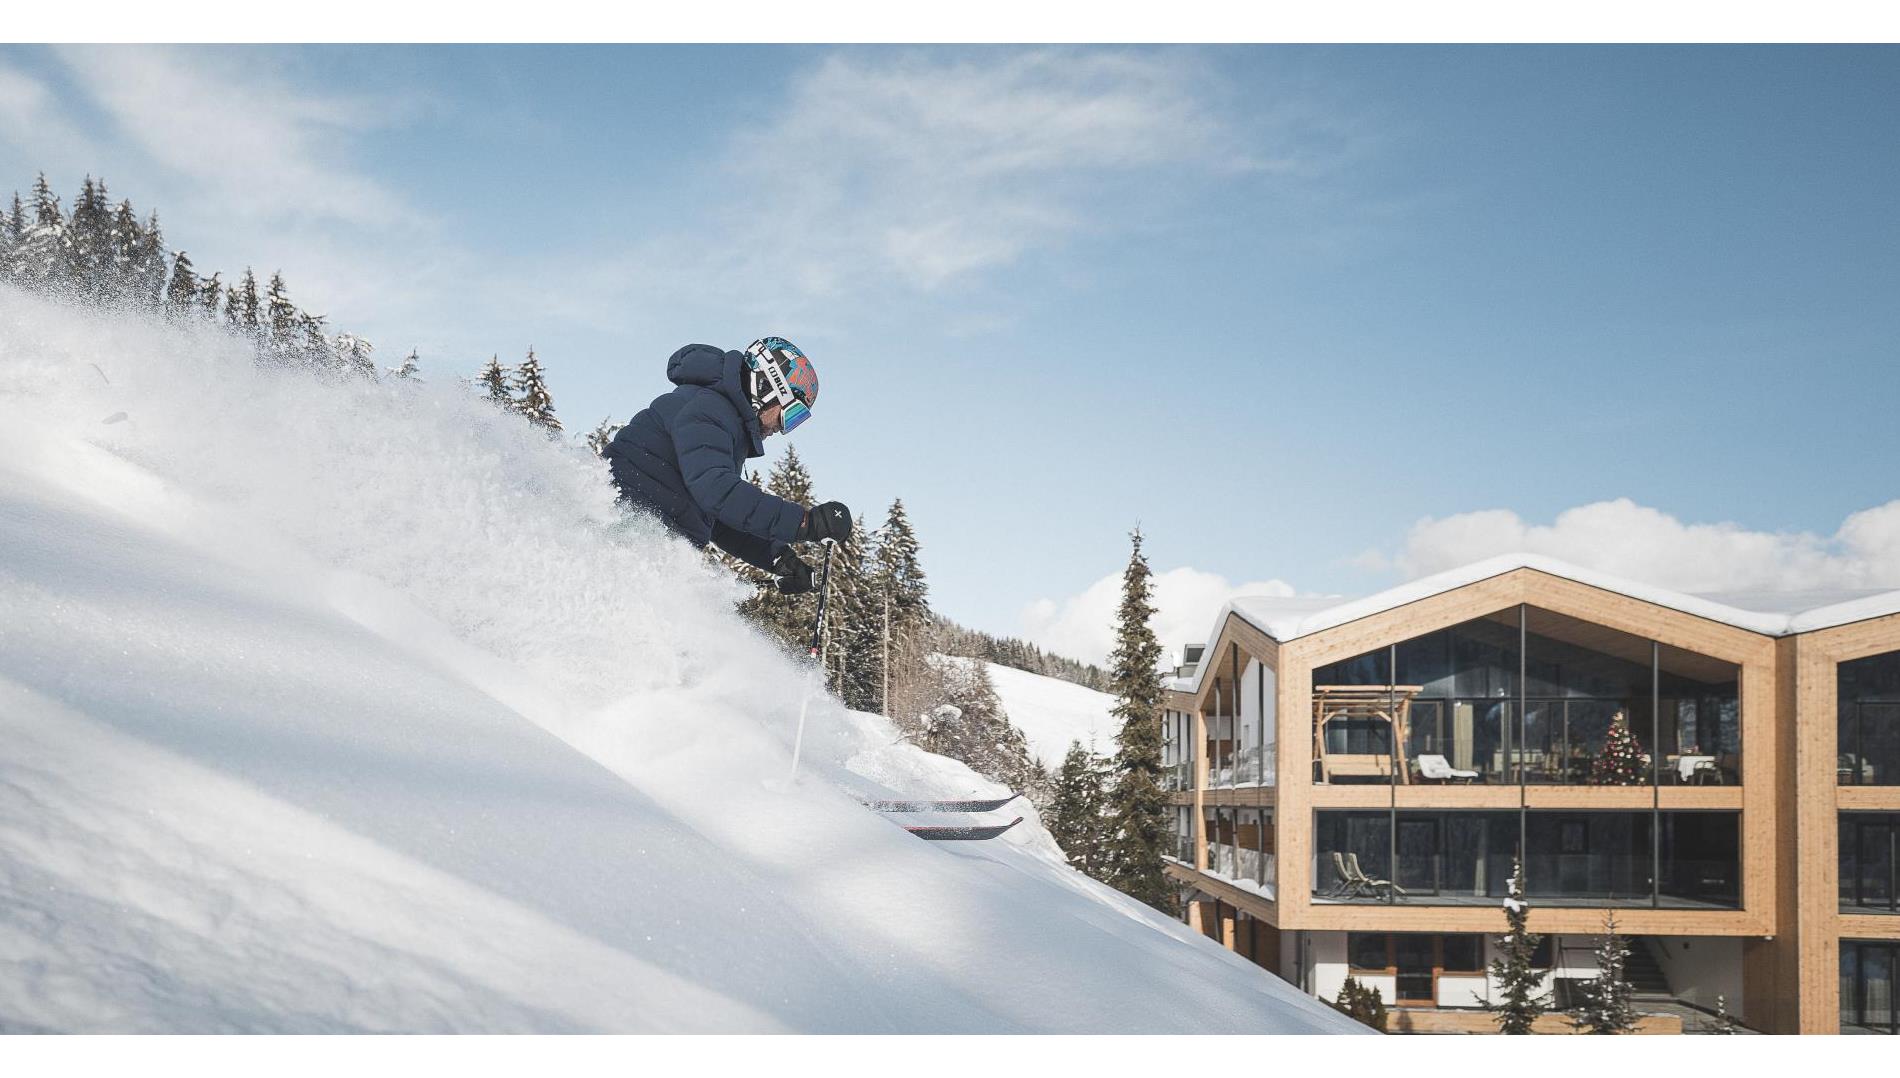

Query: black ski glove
[774,548,815,595]
[797,501,853,544]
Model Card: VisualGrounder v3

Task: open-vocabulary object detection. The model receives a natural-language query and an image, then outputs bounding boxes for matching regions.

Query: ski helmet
[743,336,819,432]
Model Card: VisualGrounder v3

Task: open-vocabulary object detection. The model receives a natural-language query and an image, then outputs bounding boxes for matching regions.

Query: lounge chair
[1417,753,1478,784]
[1328,852,1356,897]
[1343,852,1408,900]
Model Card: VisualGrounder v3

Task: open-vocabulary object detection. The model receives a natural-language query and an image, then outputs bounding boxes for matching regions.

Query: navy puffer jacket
[603,344,806,570]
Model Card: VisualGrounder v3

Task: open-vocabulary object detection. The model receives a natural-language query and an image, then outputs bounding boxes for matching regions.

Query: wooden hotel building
[1158,554,1900,1033]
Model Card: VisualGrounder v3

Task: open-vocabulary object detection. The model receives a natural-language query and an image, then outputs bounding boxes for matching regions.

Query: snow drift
[0,287,1358,1033]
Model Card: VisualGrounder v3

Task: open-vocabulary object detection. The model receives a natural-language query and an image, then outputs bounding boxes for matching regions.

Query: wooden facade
[1161,565,1900,1034]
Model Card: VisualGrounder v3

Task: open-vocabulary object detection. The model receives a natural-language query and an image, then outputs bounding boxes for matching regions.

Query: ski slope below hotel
[0,288,1359,1034]
[985,662,1120,768]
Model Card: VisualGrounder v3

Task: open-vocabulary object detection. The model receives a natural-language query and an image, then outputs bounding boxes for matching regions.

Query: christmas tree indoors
[1589,710,1650,786]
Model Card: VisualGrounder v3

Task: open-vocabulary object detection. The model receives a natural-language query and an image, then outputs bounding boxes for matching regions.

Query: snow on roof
[1168,553,1900,695]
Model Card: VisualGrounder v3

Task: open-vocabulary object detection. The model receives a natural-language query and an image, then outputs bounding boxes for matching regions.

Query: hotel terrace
[1158,554,1900,1034]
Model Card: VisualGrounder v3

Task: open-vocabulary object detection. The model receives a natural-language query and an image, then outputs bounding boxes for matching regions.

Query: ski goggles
[751,346,813,432]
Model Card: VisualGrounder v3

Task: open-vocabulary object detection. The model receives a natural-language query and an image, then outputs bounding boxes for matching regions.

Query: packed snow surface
[983,663,1119,768]
[0,288,1357,1034]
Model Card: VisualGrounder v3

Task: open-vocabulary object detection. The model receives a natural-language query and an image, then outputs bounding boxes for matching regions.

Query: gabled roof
[1166,553,1900,694]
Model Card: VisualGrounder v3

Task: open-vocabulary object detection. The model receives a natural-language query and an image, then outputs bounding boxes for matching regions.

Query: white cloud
[548,47,1327,330]
[1367,497,1900,594]
[52,46,404,229]
[1022,566,1299,669]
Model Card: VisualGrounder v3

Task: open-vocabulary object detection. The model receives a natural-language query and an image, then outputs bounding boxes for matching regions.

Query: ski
[904,816,1024,842]
[861,794,1020,813]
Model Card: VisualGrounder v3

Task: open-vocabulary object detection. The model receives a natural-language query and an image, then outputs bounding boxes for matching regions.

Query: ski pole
[788,539,836,781]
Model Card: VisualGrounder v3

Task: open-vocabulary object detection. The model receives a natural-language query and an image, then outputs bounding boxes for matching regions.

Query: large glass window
[1840,650,1900,787]
[1522,608,1655,786]
[1239,658,1275,787]
[1842,940,1900,1034]
[1841,813,1900,913]
[1656,811,1741,906]
[1320,809,1739,908]
[1315,606,1742,787]
[1345,934,1488,1008]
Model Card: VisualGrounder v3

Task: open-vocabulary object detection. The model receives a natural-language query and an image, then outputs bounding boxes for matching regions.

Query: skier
[602,337,852,594]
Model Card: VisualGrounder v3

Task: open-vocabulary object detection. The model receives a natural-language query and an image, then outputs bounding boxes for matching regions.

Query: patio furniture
[1343,852,1407,900]
[1417,754,1478,784]
[1313,685,1422,784]
[1676,755,1717,784]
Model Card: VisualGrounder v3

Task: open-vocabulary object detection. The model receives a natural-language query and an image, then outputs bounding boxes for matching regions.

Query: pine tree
[333,333,376,379]
[68,176,109,294]
[135,209,167,305]
[1590,710,1649,786]
[234,268,261,335]
[19,172,70,287]
[264,272,299,361]
[164,250,199,311]
[1571,912,1637,1034]
[512,348,561,432]
[389,349,422,381]
[585,416,621,456]
[478,355,512,408]
[106,198,142,300]
[1483,859,1550,1033]
[197,270,223,320]
[0,192,23,283]
[297,311,329,368]
[870,498,930,715]
[1332,977,1390,1032]
[1048,740,1111,878]
[825,528,882,710]
[916,658,1038,794]
[1101,528,1172,911]
[737,448,817,650]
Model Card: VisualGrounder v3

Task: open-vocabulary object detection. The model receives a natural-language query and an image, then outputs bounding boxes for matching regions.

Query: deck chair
[1344,853,1407,899]
[1328,852,1356,897]
[1417,753,1478,784]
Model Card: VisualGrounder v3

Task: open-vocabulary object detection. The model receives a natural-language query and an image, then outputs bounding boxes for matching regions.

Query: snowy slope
[985,662,1120,768]
[0,288,1359,1034]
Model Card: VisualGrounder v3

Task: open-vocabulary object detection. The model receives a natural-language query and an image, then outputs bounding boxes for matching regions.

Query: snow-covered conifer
[234,269,261,334]
[512,349,561,433]
[1101,528,1172,912]
[264,272,299,360]
[478,356,512,407]
[333,333,376,379]
[165,251,199,312]
[197,270,223,320]
[389,349,422,381]
[1482,860,1550,1033]
[1571,912,1637,1034]
[1048,740,1111,878]
[584,416,620,456]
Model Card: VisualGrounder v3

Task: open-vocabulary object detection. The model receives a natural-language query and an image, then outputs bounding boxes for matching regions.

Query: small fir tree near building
[1589,710,1650,786]
[1571,911,1637,1034]
[1709,993,1738,1034]
[1482,858,1551,1033]
[1331,977,1389,1032]
[1101,528,1173,912]
[1047,740,1111,879]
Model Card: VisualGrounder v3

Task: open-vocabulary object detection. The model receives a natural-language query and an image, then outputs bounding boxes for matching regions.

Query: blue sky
[2,45,1896,663]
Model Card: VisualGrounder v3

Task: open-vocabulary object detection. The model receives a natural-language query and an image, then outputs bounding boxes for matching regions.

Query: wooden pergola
[1312,685,1422,784]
